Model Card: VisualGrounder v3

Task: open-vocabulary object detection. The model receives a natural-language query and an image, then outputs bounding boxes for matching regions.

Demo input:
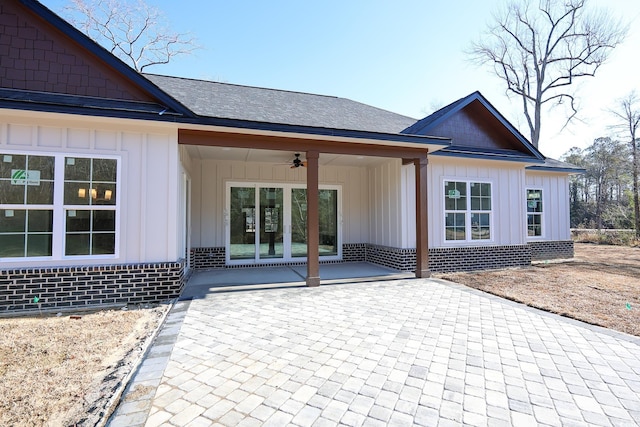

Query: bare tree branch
[64,0,199,72]
[468,0,627,148]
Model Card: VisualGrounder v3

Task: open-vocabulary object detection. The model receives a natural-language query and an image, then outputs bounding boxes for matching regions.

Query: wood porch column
[306,151,321,287]
[415,155,431,278]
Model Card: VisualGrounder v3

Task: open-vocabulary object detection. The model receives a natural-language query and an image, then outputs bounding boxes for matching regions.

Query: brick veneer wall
[190,247,226,269]
[365,244,416,271]
[188,241,572,273]
[428,245,531,273]
[342,243,366,262]
[0,260,185,314]
[528,240,574,261]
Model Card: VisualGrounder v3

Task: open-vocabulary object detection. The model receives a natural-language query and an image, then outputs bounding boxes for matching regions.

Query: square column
[415,155,431,278]
[306,151,321,286]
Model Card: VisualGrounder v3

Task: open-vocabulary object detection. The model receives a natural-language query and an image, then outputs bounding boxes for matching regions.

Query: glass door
[229,187,256,260]
[227,183,340,264]
[259,187,283,259]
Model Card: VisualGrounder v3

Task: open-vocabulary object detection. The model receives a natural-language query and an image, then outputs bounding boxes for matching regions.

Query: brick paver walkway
[108,279,640,426]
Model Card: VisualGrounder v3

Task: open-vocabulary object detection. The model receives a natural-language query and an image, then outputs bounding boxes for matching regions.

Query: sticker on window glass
[67,158,75,165]
[448,189,461,199]
[68,210,77,217]
[3,155,11,163]
[11,169,40,186]
[4,210,14,217]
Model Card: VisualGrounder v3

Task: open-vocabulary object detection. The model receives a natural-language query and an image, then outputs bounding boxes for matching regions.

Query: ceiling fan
[290,153,307,168]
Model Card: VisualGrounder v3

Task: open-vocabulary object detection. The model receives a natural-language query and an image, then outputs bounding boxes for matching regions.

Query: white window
[0,152,118,260]
[0,154,55,257]
[444,180,492,242]
[527,189,543,237]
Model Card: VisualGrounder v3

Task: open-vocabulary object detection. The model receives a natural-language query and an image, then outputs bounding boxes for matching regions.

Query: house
[0,0,581,312]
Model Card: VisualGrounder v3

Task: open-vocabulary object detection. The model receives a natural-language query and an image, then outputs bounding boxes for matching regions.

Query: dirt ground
[0,305,167,427]
[437,243,640,337]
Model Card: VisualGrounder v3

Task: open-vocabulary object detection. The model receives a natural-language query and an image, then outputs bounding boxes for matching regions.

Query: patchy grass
[437,243,640,337]
[0,306,167,427]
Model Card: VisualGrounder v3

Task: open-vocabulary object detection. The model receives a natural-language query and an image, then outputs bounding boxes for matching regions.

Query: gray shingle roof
[144,74,417,134]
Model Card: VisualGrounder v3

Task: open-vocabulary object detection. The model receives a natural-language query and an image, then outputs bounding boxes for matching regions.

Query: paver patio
[108,278,640,426]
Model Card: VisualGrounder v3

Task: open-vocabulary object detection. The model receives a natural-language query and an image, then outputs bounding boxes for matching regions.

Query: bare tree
[65,0,198,72]
[470,0,626,148]
[609,92,640,237]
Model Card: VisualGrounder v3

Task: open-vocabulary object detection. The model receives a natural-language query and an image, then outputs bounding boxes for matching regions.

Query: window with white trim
[444,180,492,241]
[527,189,543,237]
[0,152,118,259]
[64,157,117,255]
[0,154,55,257]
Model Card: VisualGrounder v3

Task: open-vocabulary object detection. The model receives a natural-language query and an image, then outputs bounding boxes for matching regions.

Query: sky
[40,0,640,160]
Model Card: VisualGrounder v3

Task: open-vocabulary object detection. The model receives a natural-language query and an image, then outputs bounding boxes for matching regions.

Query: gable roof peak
[403,90,544,161]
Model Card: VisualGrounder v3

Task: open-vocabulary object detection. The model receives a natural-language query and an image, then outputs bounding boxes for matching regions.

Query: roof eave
[431,148,545,165]
[526,165,586,174]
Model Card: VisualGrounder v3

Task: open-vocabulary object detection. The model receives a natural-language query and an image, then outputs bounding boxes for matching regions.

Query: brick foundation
[190,247,226,269]
[429,245,531,273]
[0,260,185,314]
[528,240,574,261]
[188,241,573,273]
[365,244,416,271]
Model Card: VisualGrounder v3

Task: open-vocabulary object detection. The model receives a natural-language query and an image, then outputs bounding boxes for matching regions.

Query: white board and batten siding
[187,158,370,248]
[525,171,571,241]
[0,110,183,267]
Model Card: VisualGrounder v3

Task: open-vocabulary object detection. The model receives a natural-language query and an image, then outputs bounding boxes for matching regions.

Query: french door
[226,183,340,264]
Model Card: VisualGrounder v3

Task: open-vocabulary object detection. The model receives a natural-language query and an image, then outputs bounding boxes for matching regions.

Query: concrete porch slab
[180,262,412,299]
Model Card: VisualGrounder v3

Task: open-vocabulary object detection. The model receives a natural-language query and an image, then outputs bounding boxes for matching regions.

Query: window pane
[92,183,117,206]
[66,210,91,232]
[445,212,466,240]
[527,190,543,213]
[92,233,115,254]
[64,182,91,205]
[444,181,466,210]
[0,154,26,178]
[528,214,542,236]
[0,180,25,204]
[28,210,53,232]
[66,233,90,255]
[26,181,54,204]
[0,234,25,257]
[27,156,55,180]
[471,183,491,211]
[27,234,52,257]
[471,213,491,240]
[93,210,115,231]
[92,158,117,182]
[0,209,26,232]
[65,157,91,181]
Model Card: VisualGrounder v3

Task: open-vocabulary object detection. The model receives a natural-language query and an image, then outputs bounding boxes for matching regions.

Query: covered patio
[180,128,449,286]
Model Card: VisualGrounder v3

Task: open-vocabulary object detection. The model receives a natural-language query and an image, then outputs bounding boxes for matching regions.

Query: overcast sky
[41,0,640,159]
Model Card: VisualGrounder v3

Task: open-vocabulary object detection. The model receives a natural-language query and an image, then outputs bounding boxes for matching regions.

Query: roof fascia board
[18,0,195,117]
[526,166,586,174]
[431,149,545,165]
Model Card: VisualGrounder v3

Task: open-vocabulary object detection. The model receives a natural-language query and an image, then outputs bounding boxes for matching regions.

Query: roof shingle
[144,74,417,134]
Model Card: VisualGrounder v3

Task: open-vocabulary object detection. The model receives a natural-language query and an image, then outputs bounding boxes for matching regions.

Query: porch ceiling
[186,145,394,167]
